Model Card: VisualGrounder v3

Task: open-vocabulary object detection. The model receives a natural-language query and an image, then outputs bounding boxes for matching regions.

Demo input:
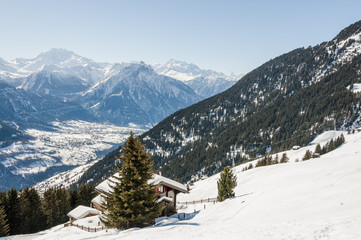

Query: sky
[0,0,360,75]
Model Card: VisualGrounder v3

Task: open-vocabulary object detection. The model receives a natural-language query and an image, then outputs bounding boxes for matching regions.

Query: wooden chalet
[91,173,188,216]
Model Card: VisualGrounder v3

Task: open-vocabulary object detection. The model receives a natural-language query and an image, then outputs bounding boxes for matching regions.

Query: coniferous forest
[0,184,95,236]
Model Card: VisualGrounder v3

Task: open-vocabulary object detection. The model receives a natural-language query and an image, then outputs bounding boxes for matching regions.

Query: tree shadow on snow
[154,211,200,228]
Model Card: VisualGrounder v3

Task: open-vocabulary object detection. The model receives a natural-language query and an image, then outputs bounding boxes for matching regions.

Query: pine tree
[69,189,79,209]
[101,132,162,229]
[55,188,71,225]
[0,204,10,237]
[303,150,312,161]
[20,187,46,233]
[280,153,289,163]
[272,154,279,164]
[7,188,21,235]
[77,184,94,206]
[217,166,237,202]
[43,188,58,227]
[315,144,322,154]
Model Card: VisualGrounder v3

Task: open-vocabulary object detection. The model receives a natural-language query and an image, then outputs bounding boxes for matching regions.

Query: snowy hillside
[153,59,243,98]
[13,130,361,239]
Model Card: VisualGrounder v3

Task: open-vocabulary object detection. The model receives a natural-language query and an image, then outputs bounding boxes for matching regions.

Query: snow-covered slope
[13,130,361,239]
[153,59,243,98]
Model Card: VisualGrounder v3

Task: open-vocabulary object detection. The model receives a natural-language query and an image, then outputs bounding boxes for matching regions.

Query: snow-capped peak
[12,48,98,71]
[153,59,243,98]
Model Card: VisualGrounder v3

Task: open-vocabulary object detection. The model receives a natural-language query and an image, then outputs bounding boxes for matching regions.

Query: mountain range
[0,49,240,190]
[75,20,361,186]
[0,49,240,127]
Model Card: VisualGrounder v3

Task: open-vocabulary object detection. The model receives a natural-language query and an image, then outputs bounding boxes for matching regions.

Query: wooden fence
[177,197,218,205]
[64,222,105,232]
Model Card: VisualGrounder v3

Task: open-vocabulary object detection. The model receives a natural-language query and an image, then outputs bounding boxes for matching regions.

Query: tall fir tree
[217,166,237,202]
[77,184,95,206]
[101,132,162,229]
[7,188,21,235]
[20,187,46,234]
[69,189,80,209]
[315,144,322,154]
[280,153,289,163]
[55,188,71,225]
[303,150,312,161]
[43,188,57,227]
[0,204,10,237]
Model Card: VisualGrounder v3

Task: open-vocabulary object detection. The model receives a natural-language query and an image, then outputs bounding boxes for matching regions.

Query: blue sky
[1,0,360,74]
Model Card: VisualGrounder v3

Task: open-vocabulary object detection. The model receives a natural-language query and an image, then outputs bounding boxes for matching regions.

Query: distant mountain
[153,59,243,98]
[78,62,202,126]
[20,65,91,100]
[76,20,361,185]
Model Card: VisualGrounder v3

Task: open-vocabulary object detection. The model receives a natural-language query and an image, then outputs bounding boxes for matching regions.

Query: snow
[67,206,101,220]
[152,174,188,193]
[91,195,105,206]
[95,173,188,194]
[347,83,361,93]
[0,120,145,185]
[153,59,242,98]
[12,130,361,239]
[33,160,97,193]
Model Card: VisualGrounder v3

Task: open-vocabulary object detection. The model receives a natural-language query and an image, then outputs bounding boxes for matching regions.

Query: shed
[67,205,101,223]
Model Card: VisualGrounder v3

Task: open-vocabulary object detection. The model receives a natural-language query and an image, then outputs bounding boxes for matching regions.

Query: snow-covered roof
[152,174,188,193]
[67,205,101,220]
[95,172,120,194]
[91,194,105,206]
[95,173,188,194]
[155,196,173,204]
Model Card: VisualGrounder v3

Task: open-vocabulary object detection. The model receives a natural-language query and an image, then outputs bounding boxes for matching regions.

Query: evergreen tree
[217,166,237,202]
[20,187,46,233]
[77,184,95,206]
[280,153,289,163]
[327,139,335,152]
[102,132,162,229]
[272,154,279,164]
[69,189,79,209]
[315,144,322,154]
[7,188,21,235]
[43,188,58,227]
[55,188,71,224]
[303,150,312,161]
[0,204,10,237]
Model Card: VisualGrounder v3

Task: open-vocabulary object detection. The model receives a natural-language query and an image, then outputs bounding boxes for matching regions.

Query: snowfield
[10,130,361,240]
